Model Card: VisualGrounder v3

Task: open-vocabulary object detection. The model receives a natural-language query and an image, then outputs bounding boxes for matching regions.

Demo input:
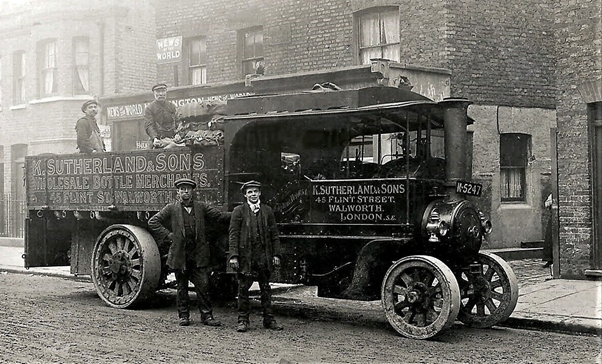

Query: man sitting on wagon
[144,83,181,149]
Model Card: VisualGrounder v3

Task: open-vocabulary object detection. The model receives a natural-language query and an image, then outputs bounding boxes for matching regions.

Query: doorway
[589,103,602,271]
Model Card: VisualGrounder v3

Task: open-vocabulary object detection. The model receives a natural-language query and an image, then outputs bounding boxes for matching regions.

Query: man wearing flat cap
[228,180,283,332]
[144,83,177,148]
[75,100,105,153]
[148,177,230,327]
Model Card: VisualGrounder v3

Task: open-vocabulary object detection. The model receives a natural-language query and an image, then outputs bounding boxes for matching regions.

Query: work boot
[202,316,222,327]
[263,319,283,331]
[236,321,249,332]
[179,316,190,326]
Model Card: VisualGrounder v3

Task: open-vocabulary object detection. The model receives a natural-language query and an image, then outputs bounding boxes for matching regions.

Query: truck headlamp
[479,211,493,234]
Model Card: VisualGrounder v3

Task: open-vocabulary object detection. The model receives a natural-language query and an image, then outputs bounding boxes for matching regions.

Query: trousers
[175,264,213,319]
[236,268,273,323]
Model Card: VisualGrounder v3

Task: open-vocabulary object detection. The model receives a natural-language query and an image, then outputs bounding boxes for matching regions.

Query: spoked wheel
[381,255,461,339]
[91,224,161,308]
[457,252,519,328]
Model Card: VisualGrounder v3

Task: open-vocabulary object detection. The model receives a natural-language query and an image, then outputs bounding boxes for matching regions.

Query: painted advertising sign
[156,36,182,64]
[310,179,407,224]
[105,93,253,121]
[25,148,224,211]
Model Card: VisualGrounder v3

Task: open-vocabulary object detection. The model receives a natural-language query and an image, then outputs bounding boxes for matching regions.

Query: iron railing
[0,194,26,238]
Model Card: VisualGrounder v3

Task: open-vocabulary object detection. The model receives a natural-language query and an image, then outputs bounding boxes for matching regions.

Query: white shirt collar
[247,200,261,213]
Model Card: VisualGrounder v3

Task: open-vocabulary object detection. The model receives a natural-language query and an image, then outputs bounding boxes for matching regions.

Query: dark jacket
[228,203,281,274]
[75,115,105,153]
[144,100,177,140]
[148,200,230,270]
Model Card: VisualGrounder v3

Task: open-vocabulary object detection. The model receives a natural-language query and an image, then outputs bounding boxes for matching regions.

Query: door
[550,128,560,278]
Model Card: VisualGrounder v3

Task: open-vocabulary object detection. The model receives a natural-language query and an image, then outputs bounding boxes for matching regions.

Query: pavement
[0,242,600,337]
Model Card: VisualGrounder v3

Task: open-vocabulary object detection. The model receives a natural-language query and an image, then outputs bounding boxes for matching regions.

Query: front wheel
[91,224,161,308]
[381,255,461,339]
[457,252,519,328]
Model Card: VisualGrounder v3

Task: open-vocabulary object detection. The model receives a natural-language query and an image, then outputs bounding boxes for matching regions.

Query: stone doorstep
[0,238,24,248]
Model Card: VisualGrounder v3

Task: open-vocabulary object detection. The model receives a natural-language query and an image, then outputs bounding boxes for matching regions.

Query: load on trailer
[24,85,518,339]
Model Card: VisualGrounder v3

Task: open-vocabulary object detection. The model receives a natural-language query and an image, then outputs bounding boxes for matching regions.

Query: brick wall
[398,0,448,69]
[156,0,556,109]
[111,3,157,94]
[555,0,601,278]
[444,0,556,108]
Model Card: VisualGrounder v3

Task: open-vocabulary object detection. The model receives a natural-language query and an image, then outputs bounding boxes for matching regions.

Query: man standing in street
[148,178,230,327]
[144,83,177,148]
[542,193,554,268]
[228,180,284,332]
[75,100,105,153]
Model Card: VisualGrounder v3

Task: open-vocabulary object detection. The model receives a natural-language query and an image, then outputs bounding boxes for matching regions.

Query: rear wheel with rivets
[91,224,161,308]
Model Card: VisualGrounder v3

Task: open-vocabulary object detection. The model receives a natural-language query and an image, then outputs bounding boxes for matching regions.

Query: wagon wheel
[91,224,161,308]
[457,252,519,328]
[381,255,461,339]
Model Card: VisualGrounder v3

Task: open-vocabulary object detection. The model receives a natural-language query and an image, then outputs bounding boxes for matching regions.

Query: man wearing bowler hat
[148,177,230,326]
[144,83,177,149]
[75,99,105,153]
[228,180,283,332]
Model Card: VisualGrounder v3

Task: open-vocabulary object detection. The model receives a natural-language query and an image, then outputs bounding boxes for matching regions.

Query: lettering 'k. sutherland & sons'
[29,153,205,176]
[312,182,405,196]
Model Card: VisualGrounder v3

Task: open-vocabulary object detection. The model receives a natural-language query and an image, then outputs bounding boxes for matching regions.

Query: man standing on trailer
[144,83,177,148]
[228,180,284,332]
[148,178,230,327]
[75,99,105,153]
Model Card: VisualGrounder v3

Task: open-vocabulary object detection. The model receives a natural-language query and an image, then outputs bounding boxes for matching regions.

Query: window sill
[29,95,92,105]
[30,137,77,144]
[10,104,27,110]
[500,203,531,209]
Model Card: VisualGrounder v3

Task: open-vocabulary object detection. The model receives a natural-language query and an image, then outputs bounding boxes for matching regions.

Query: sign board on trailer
[25,148,224,211]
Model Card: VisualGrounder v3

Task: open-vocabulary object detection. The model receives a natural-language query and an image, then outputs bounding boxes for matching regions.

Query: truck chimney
[439,98,472,200]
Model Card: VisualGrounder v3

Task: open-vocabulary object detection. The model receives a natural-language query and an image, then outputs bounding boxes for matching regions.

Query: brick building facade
[153,0,556,248]
[555,0,602,278]
[0,0,156,236]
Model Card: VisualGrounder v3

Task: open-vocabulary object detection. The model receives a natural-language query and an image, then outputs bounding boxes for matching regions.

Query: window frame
[12,50,26,105]
[73,36,90,95]
[38,39,58,97]
[500,133,531,203]
[186,36,208,86]
[355,7,401,65]
[239,26,264,77]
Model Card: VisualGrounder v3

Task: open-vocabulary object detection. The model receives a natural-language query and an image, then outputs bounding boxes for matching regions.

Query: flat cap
[81,100,99,112]
[241,180,261,192]
[174,178,197,189]
[152,83,168,91]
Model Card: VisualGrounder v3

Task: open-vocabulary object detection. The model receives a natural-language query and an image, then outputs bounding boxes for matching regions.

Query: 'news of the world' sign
[156,36,182,64]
